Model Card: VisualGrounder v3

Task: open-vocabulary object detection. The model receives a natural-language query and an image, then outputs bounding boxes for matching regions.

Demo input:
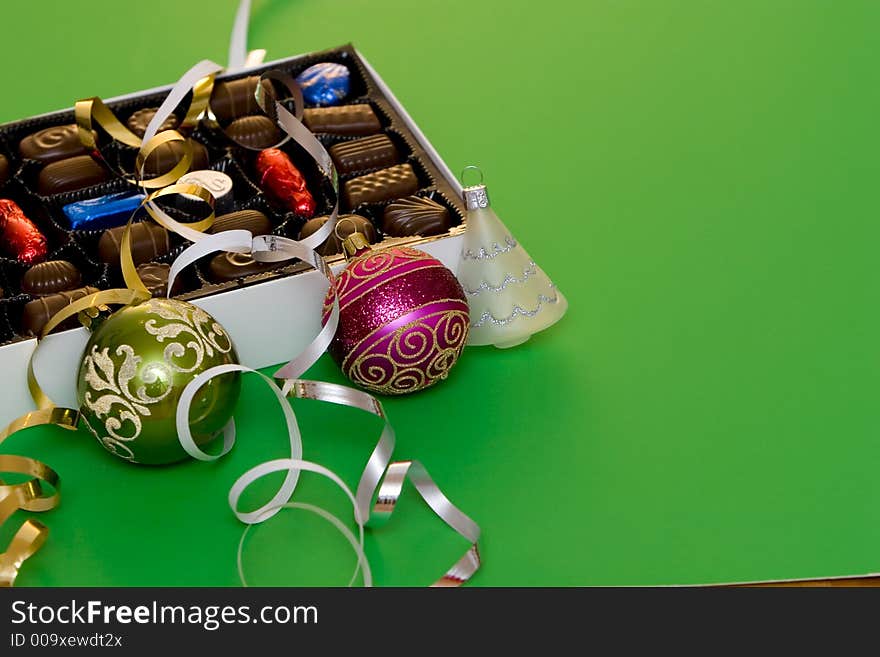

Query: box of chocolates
[0,45,466,419]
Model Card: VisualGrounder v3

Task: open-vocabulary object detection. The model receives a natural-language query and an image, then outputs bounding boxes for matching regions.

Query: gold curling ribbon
[0,286,149,586]
[4,62,217,586]
[134,130,194,190]
[0,518,49,588]
[182,74,215,129]
[0,452,58,587]
[0,456,59,587]
[75,69,215,188]
[74,96,143,149]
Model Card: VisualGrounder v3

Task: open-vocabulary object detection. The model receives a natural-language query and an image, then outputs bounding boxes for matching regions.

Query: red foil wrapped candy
[255,148,316,217]
[0,198,48,264]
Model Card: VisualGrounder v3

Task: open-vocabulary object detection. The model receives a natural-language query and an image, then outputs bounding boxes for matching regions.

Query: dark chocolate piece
[329,134,399,175]
[302,105,381,136]
[21,260,82,296]
[299,214,376,256]
[140,140,209,178]
[208,209,272,235]
[208,251,279,282]
[37,155,110,196]
[226,115,282,149]
[98,221,170,266]
[343,163,419,209]
[210,76,274,123]
[19,124,91,164]
[126,108,179,139]
[22,286,99,336]
[136,262,182,297]
[0,154,8,186]
[62,191,146,231]
[382,195,451,237]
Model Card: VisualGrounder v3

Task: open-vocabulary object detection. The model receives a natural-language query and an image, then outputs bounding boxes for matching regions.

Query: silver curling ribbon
[171,66,481,586]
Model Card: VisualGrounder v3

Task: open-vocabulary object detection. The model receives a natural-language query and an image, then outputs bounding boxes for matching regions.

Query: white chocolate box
[0,47,466,422]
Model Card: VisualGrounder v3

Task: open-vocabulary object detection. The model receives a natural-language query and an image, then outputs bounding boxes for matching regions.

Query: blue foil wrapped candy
[62,191,146,231]
[295,62,350,106]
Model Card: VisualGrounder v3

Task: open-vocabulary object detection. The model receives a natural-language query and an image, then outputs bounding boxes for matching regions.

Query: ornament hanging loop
[333,216,359,241]
[334,216,371,259]
[460,165,484,186]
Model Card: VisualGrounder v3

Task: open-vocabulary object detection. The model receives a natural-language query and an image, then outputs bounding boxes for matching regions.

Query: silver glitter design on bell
[471,288,561,328]
[462,235,518,261]
[463,183,490,211]
[463,261,538,295]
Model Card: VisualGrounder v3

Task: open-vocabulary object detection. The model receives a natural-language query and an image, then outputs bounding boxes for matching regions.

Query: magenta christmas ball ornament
[322,232,469,395]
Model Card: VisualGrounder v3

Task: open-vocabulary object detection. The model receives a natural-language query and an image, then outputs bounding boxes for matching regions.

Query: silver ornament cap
[463,183,490,211]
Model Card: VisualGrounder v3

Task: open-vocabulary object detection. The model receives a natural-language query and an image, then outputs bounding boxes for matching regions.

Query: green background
[1,0,878,586]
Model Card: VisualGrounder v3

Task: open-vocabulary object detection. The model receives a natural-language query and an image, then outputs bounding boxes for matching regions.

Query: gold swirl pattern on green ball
[79,299,236,463]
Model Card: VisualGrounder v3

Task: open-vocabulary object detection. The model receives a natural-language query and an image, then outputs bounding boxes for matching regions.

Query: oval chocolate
[209,209,272,235]
[208,251,279,282]
[19,124,91,165]
[382,195,451,237]
[209,77,274,123]
[22,260,82,296]
[140,140,209,178]
[0,153,9,186]
[98,221,171,266]
[226,115,282,150]
[22,286,99,336]
[136,262,182,297]
[37,155,110,196]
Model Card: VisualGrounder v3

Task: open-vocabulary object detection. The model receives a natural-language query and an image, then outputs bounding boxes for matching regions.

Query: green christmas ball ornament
[76,298,241,465]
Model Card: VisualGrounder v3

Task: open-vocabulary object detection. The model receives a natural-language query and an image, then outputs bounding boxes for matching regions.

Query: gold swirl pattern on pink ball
[323,247,438,316]
[344,303,469,395]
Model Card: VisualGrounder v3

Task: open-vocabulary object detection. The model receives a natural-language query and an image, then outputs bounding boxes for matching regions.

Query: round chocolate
[178,169,234,214]
[126,108,179,139]
[298,214,376,256]
[226,115,282,149]
[295,62,350,106]
[209,209,272,236]
[136,262,182,297]
[22,260,82,297]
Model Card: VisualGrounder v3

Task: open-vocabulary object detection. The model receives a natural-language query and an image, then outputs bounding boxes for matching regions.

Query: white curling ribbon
[164,14,481,583]
[140,59,224,150]
[227,0,268,71]
[230,458,371,587]
[175,366,370,587]
[237,503,370,588]
[227,0,252,70]
[284,380,482,586]
[165,230,255,298]
[252,235,340,380]
[176,367,302,525]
